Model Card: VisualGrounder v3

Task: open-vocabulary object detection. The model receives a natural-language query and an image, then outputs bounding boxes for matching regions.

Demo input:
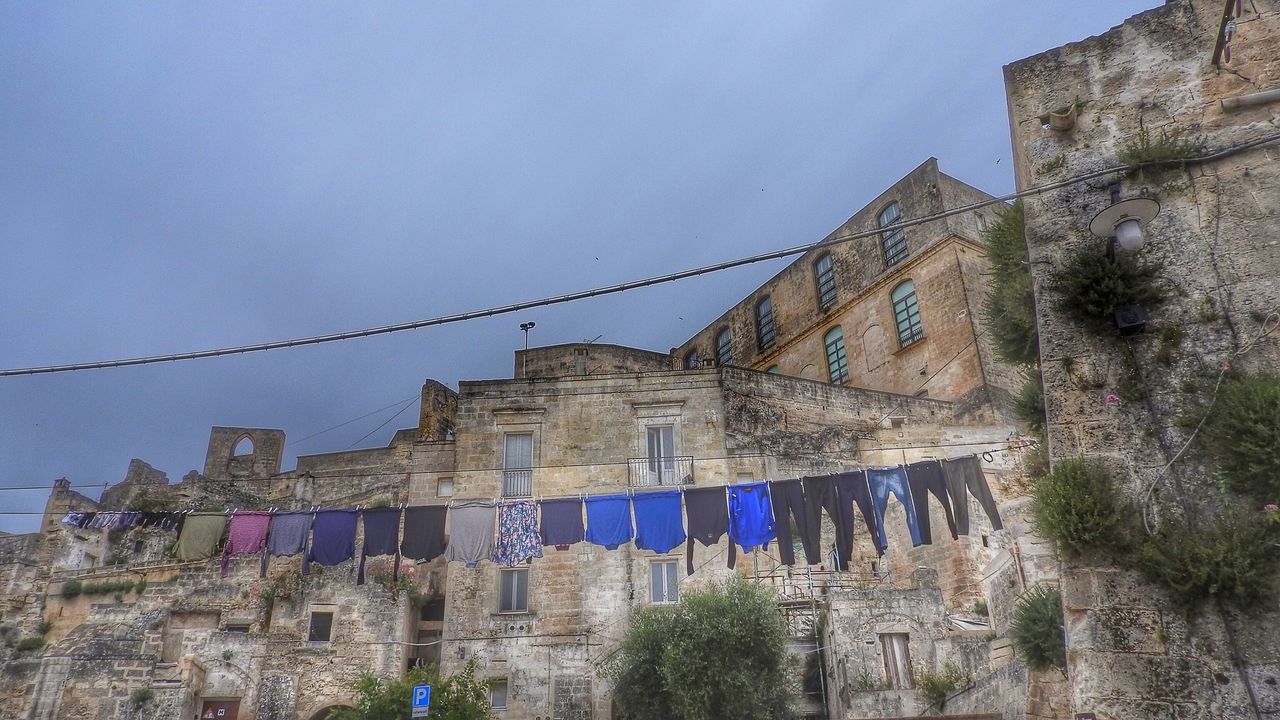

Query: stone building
[1005,0,1280,718]
[674,158,1020,423]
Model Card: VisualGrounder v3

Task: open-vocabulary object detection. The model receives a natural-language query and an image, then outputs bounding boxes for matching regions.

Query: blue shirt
[632,490,687,554]
[585,494,633,550]
[728,482,776,552]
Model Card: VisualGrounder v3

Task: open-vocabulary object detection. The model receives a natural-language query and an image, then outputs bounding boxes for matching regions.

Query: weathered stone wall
[203,427,286,481]
[1005,1,1280,718]
[515,343,674,379]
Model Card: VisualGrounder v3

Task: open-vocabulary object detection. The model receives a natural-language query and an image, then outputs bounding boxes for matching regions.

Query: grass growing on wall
[1050,241,1165,331]
[981,201,1040,367]
[1031,458,1131,558]
[1009,585,1066,671]
[916,663,969,711]
[1138,511,1278,608]
[1013,370,1046,438]
[1118,127,1207,172]
[1198,373,1280,502]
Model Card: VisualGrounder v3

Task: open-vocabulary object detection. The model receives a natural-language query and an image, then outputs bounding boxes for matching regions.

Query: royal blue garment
[867,466,923,549]
[308,509,358,572]
[584,494,633,550]
[632,490,687,554]
[728,482,776,553]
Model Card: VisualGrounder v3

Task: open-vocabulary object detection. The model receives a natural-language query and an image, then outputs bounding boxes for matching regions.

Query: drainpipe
[1221,88,1280,112]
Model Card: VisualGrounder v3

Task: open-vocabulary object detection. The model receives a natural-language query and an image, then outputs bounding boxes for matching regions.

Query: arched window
[756,296,776,351]
[232,436,254,457]
[715,328,732,367]
[824,327,848,384]
[684,349,700,369]
[879,202,908,267]
[814,254,837,310]
[892,280,924,347]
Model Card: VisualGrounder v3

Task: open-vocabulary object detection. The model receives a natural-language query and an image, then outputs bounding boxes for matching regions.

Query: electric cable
[4,130,1277,378]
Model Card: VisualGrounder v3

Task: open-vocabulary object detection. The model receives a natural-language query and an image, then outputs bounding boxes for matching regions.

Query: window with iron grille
[824,327,848,384]
[814,254,837,310]
[502,433,533,498]
[891,281,924,347]
[684,349,700,369]
[715,328,732,366]
[756,296,775,351]
[879,202,908,267]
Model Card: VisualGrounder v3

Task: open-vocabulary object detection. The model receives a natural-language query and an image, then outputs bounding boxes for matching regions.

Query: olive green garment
[175,514,229,561]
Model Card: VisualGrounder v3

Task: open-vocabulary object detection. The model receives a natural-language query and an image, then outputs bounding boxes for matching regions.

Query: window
[232,436,254,457]
[824,327,848,384]
[766,365,780,374]
[814,254,837,310]
[498,568,528,614]
[490,679,509,709]
[880,633,913,689]
[684,350,700,369]
[879,202,908,266]
[646,425,677,485]
[420,598,445,622]
[437,477,454,497]
[891,281,924,347]
[649,560,679,604]
[308,611,334,642]
[756,297,776,351]
[715,328,732,366]
[502,433,533,498]
[224,624,250,634]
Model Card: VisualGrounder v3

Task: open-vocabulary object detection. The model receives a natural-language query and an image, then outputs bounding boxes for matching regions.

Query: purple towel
[221,512,271,578]
[358,508,403,586]
[307,510,358,573]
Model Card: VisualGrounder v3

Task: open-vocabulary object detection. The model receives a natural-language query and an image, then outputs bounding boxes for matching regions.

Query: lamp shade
[1088,196,1160,249]
[1114,218,1144,252]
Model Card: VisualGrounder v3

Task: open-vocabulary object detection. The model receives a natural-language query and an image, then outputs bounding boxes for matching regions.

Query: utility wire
[5,130,1277,379]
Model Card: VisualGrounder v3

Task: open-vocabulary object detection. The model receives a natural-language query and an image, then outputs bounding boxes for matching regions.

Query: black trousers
[942,456,1004,534]
[832,471,881,569]
[905,460,958,544]
[684,486,735,575]
[802,474,841,567]
[769,479,819,566]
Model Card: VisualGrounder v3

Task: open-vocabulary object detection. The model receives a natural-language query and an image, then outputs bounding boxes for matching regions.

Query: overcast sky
[0,1,1153,532]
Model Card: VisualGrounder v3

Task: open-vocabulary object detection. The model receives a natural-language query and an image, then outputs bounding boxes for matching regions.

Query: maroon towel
[221,512,271,578]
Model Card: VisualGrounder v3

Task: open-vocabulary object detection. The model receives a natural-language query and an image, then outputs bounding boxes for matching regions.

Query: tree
[980,201,1040,367]
[604,577,797,720]
[327,659,491,720]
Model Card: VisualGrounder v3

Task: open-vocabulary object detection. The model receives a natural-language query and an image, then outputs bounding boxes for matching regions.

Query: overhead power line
[3,130,1278,379]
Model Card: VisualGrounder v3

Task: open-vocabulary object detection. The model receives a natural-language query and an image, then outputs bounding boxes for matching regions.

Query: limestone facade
[674,159,1020,423]
[1005,1,1280,718]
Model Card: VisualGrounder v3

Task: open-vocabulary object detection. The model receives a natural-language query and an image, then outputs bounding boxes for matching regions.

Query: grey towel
[444,501,495,568]
[263,512,312,577]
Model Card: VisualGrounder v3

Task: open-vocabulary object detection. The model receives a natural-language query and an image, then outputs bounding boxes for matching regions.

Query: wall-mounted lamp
[1088,196,1160,253]
[1088,194,1161,336]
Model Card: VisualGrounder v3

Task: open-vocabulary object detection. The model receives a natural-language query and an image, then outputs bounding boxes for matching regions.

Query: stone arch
[307,706,353,720]
[798,363,820,381]
[862,324,886,372]
[231,435,255,458]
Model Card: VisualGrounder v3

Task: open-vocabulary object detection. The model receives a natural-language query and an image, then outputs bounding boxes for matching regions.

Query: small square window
[498,569,528,614]
[437,478,455,497]
[490,679,508,709]
[649,560,679,604]
[308,611,334,642]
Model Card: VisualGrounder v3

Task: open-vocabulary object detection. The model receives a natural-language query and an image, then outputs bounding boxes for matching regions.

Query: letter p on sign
[411,685,431,717]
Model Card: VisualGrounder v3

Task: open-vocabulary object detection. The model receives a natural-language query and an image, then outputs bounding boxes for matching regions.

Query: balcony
[628,456,694,487]
[502,469,532,498]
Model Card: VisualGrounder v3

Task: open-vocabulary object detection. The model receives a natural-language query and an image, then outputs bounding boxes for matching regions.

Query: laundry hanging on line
[60,452,1004,585]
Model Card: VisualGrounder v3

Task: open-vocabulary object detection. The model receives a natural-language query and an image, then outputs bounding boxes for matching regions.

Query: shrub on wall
[1137,511,1278,608]
[1031,458,1131,557]
[1013,370,1046,438]
[1009,585,1066,671]
[1049,241,1164,331]
[981,201,1040,367]
[917,663,969,711]
[1198,373,1280,501]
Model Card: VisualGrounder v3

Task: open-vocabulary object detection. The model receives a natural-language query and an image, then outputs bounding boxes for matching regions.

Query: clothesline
[59,452,1005,588]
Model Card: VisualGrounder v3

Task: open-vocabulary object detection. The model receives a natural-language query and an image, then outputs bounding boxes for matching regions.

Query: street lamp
[520,322,536,350]
[1088,194,1161,336]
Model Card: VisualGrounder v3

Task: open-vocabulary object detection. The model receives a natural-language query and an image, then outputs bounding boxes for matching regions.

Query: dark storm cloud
[0,1,1154,531]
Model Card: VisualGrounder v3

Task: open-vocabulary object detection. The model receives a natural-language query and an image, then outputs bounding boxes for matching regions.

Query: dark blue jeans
[867,466,923,549]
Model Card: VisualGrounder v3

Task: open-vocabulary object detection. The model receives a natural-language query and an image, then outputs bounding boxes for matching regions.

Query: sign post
[411,684,432,718]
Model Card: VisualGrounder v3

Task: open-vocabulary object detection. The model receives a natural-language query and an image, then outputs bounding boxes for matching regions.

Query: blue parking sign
[411,685,431,717]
